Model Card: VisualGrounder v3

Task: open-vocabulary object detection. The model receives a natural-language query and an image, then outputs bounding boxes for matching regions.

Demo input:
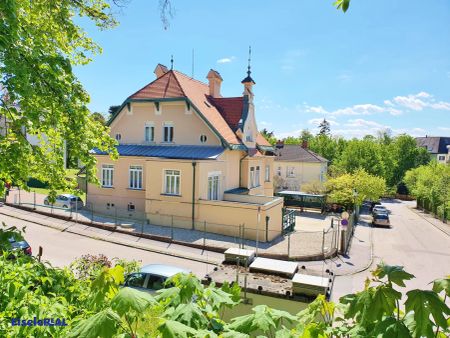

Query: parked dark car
[7,237,32,256]
[373,213,391,228]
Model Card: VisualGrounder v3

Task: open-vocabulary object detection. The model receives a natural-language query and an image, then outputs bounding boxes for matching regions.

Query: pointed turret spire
[170,55,174,70]
[241,46,255,84]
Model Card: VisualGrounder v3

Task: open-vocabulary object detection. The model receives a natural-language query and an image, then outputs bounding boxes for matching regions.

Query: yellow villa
[273,141,328,192]
[87,63,283,241]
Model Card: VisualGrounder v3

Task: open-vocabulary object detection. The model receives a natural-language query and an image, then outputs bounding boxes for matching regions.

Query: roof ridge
[170,70,187,97]
[173,70,209,87]
[127,70,175,99]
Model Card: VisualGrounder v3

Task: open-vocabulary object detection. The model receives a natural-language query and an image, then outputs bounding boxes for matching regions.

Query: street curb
[3,203,336,262]
[334,225,375,277]
[0,207,221,266]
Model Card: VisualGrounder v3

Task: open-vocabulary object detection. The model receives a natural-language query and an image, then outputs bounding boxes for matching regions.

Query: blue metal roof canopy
[92,145,225,160]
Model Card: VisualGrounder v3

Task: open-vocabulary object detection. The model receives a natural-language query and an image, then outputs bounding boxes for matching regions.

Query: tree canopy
[0,0,118,196]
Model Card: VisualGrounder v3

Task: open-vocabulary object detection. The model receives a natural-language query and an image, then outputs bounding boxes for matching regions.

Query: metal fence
[6,189,355,260]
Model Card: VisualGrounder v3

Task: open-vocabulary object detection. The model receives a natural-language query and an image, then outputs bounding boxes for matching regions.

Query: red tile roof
[129,71,185,99]
[207,97,243,131]
[123,69,273,150]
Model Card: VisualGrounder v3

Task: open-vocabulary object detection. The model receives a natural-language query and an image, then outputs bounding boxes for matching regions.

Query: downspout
[191,161,197,230]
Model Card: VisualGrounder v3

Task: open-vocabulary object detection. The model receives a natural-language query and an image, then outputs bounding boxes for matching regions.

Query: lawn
[29,187,86,202]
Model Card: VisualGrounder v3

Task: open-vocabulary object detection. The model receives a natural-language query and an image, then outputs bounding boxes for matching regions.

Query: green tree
[325,168,387,208]
[90,112,107,126]
[0,0,118,197]
[300,129,314,143]
[283,136,301,145]
[389,135,431,187]
[108,105,121,120]
[332,139,386,178]
[260,128,276,145]
[317,118,331,136]
[308,134,346,164]
[404,161,450,217]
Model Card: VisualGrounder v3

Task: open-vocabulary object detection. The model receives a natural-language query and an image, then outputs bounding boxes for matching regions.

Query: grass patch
[29,187,86,202]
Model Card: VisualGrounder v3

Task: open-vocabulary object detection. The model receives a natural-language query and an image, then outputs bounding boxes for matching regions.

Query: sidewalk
[0,203,373,277]
[408,206,450,236]
[301,214,373,277]
[5,189,337,260]
[0,204,223,265]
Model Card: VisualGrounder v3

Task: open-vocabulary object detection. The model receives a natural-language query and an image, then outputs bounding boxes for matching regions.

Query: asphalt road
[0,213,215,279]
[1,200,449,301]
[333,200,450,299]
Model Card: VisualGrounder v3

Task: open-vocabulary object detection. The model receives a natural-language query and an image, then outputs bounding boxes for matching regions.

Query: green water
[222,292,308,321]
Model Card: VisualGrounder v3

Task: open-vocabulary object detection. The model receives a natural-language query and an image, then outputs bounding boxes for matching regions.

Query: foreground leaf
[373,264,415,287]
[405,289,450,337]
[111,287,156,317]
[68,308,120,338]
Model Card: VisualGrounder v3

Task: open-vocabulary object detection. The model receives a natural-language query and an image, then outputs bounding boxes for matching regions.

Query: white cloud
[392,128,427,137]
[391,92,450,111]
[308,117,339,126]
[438,127,450,131]
[345,119,388,129]
[306,103,385,116]
[259,121,272,127]
[217,56,236,64]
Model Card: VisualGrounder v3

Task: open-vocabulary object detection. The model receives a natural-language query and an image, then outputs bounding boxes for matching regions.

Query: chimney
[276,140,284,149]
[206,69,223,98]
[302,140,308,149]
[154,64,169,78]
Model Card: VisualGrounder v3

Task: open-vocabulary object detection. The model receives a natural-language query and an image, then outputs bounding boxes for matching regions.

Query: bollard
[203,221,206,249]
[75,198,78,223]
[287,232,291,258]
[322,229,325,256]
[38,246,43,262]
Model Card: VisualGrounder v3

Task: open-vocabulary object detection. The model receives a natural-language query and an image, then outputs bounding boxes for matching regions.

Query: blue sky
[75,0,450,139]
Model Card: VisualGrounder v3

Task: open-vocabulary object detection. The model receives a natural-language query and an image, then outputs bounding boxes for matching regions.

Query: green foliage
[325,169,386,208]
[0,0,118,198]
[334,0,351,12]
[1,224,449,337]
[404,161,450,217]
[260,128,277,145]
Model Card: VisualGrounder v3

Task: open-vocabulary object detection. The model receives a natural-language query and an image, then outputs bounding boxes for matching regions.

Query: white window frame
[265,165,270,182]
[129,165,143,190]
[287,167,295,178]
[208,172,221,200]
[438,155,445,161]
[277,167,282,177]
[102,164,114,188]
[164,169,181,195]
[163,122,174,143]
[249,167,255,188]
[255,166,261,187]
[144,123,154,143]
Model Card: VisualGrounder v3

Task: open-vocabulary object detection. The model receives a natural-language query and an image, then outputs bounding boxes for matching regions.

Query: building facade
[416,136,450,164]
[273,142,328,192]
[87,64,283,241]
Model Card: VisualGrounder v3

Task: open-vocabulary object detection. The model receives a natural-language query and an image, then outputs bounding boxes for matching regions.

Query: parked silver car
[43,194,84,210]
[124,264,191,293]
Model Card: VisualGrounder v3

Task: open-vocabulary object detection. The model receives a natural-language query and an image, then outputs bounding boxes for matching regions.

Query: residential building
[87,64,283,241]
[416,136,450,164]
[273,141,328,192]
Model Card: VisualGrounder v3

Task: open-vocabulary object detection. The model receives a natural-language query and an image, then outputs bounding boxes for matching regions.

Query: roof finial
[170,55,174,70]
[247,46,252,76]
